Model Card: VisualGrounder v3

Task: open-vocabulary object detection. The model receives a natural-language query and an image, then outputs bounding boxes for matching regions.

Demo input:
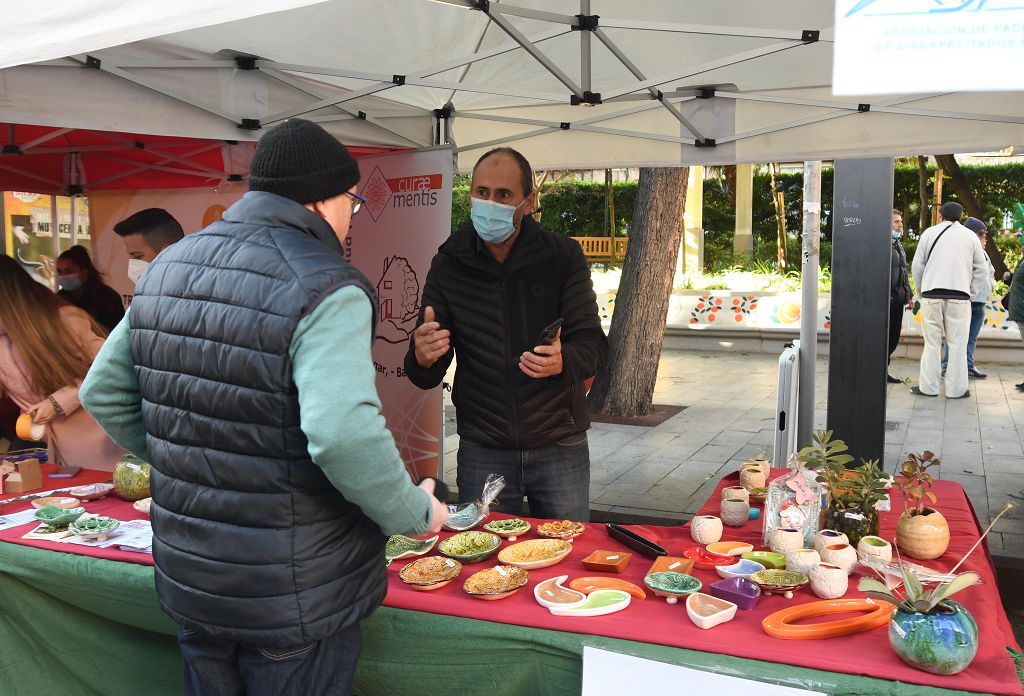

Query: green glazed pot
[889,600,979,675]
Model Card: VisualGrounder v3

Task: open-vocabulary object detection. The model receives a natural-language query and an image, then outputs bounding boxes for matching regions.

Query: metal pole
[580,0,592,94]
[50,195,60,292]
[797,161,821,450]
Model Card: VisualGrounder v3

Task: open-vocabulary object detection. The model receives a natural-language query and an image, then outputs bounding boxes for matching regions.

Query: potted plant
[859,563,980,675]
[894,451,949,560]
[821,458,889,546]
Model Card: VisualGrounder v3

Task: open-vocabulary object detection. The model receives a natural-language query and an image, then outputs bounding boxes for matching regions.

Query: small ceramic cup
[690,515,724,544]
[814,529,849,554]
[721,486,750,504]
[810,563,849,599]
[768,527,804,554]
[856,535,893,565]
[739,466,767,490]
[720,498,750,527]
[820,543,858,575]
[785,548,821,576]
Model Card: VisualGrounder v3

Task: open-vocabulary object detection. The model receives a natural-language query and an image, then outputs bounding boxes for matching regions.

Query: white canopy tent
[2,0,1023,173]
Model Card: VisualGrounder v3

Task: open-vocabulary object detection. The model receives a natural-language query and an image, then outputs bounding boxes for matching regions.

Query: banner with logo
[3,191,90,286]
[834,1,1024,95]
[349,147,453,480]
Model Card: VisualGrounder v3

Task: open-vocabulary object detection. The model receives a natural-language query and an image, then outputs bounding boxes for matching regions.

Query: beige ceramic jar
[690,515,724,544]
[739,466,767,490]
[721,486,749,504]
[786,548,821,575]
[769,527,804,554]
[810,563,848,599]
[820,543,858,575]
[856,535,893,565]
[720,498,750,527]
[814,529,849,554]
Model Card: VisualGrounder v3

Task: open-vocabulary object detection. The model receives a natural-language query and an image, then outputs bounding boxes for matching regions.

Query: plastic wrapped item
[442,473,505,531]
[763,456,822,550]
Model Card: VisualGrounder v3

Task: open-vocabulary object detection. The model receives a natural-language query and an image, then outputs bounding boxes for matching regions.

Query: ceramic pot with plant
[739,466,767,491]
[857,536,893,565]
[721,486,749,504]
[690,515,724,544]
[820,543,858,575]
[810,563,848,599]
[744,455,771,481]
[894,451,950,560]
[814,529,849,553]
[860,565,981,675]
[720,498,750,527]
[816,455,887,547]
[786,548,821,576]
[768,527,804,554]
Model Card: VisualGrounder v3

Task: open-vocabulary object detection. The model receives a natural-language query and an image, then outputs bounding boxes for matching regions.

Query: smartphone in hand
[533,318,564,351]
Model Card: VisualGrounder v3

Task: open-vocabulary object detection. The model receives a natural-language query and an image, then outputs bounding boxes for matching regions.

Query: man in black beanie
[81,118,448,695]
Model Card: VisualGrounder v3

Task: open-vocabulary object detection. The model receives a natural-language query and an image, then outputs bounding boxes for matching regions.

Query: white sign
[581,647,826,696]
[833,0,1024,95]
[348,147,453,481]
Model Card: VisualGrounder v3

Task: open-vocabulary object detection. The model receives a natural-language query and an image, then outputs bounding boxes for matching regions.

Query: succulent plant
[858,544,979,614]
[797,430,854,472]
[896,451,942,516]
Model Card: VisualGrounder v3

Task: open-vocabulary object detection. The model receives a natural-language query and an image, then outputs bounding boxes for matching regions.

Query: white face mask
[127,259,150,285]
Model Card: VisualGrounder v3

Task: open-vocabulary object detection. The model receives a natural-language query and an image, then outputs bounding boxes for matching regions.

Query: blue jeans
[942,302,986,370]
[457,433,591,521]
[178,622,361,696]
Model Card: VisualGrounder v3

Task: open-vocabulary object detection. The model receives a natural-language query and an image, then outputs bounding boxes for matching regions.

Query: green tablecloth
[0,542,1004,696]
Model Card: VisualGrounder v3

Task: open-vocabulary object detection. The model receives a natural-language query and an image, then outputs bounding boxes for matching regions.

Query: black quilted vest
[129,191,385,646]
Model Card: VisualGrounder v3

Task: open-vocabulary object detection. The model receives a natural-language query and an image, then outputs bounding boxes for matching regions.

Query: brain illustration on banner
[375,256,421,344]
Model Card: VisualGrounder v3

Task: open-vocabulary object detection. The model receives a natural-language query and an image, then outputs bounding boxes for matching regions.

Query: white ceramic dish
[133,497,152,515]
[69,483,115,501]
[548,589,631,617]
[686,592,738,629]
[497,539,573,570]
[533,575,587,610]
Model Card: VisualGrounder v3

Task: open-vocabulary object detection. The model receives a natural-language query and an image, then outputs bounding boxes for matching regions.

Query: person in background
[0,255,123,471]
[911,201,989,399]
[942,217,994,380]
[81,119,447,695]
[888,209,913,383]
[56,245,125,332]
[113,208,184,284]
[1005,244,1024,391]
[405,147,607,521]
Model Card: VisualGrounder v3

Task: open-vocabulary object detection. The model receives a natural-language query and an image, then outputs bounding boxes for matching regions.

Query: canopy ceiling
[1,0,1022,177]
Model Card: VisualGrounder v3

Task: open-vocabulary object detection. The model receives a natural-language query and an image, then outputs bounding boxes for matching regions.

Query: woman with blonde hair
[0,255,123,471]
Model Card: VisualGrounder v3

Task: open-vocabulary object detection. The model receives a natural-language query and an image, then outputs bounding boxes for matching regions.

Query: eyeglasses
[345,191,367,214]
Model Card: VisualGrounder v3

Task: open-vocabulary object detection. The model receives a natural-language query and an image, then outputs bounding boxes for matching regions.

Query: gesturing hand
[414,306,451,369]
[519,328,563,379]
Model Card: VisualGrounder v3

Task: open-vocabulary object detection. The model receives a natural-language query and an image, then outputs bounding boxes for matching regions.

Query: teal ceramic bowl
[33,505,85,529]
[741,551,787,570]
[438,531,501,563]
[644,572,702,597]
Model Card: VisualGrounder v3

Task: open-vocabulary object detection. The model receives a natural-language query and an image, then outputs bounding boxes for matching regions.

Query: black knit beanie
[939,201,964,222]
[248,119,359,204]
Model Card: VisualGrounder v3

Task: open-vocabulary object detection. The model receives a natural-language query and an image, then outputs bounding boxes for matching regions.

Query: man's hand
[519,328,563,379]
[27,399,57,424]
[906,298,915,310]
[418,478,450,534]
[413,306,450,369]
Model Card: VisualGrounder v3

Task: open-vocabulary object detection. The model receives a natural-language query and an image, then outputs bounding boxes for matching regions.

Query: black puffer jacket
[890,238,912,305]
[404,217,607,449]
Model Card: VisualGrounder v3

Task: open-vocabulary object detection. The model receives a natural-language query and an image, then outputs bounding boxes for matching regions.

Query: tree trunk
[587,167,688,417]
[934,154,1008,278]
[770,163,787,269]
[724,165,737,208]
[917,156,929,233]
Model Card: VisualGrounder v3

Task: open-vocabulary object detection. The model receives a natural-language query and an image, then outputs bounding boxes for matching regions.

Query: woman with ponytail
[0,255,122,471]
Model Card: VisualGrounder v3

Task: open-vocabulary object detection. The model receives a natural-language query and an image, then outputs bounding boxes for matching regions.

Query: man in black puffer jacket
[405,147,607,520]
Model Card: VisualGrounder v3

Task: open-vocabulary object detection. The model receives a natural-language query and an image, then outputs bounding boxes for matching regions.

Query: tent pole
[580,0,592,94]
[797,160,821,452]
[50,196,60,291]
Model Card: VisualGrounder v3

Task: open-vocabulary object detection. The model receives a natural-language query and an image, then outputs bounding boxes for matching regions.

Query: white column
[734,163,754,260]
[675,166,704,284]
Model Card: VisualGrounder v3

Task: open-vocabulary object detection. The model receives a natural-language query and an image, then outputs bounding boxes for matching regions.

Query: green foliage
[859,565,980,614]
[897,451,942,516]
[796,430,855,472]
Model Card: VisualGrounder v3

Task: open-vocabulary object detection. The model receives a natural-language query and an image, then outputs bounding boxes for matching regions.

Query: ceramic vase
[857,535,893,565]
[814,529,849,554]
[745,459,771,479]
[690,515,724,544]
[820,543,858,575]
[896,509,950,560]
[768,527,804,554]
[889,601,979,675]
[809,563,848,599]
[739,466,767,490]
[785,548,821,576]
[721,486,749,504]
[720,498,750,527]
[822,505,879,547]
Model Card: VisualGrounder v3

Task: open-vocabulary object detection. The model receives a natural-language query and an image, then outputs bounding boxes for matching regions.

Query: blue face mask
[57,274,81,291]
[470,197,526,244]
[892,229,902,239]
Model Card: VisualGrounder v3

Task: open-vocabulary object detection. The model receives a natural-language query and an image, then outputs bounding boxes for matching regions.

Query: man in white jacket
[911,202,990,399]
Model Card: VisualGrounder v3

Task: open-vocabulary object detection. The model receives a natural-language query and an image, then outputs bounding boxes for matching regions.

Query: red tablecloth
[0,464,154,565]
[384,468,1022,696]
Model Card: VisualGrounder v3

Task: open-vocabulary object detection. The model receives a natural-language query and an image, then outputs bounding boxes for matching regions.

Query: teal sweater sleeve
[79,310,151,461]
[291,285,434,537]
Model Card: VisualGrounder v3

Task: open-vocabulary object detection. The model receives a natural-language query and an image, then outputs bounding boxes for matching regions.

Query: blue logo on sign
[846,1,1024,18]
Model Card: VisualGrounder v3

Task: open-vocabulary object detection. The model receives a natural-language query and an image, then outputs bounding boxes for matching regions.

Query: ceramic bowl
[533,574,587,609]
[720,498,750,527]
[463,565,529,600]
[438,531,501,563]
[810,563,849,599]
[482,518,531,540]
[497,539,572,570]
[385,534,439,564]
[33,505,85,529]
[569,576,647,600]
[709,577,762,611]
[536,520,586,540]
[67,515,120,541]
[548,589,631,617]
[684,546,736,570]
[749,569,809,599]
[706,541,754,557]
[785,548,821,575]
[69,483,115,501]
[133,497,152,516]
[643,571,702,604]
[741,551,787,570]
[820,543,858,575]
[647,556,695,576]
[689,515,724,544]
[31,496,80,510]
[715,558,765,580]
[746,487,769,503]
[686,592,738,630]
[814,529,850,553]
[768,527,805,554]
[398,555,462,589]
[856,535,893,565]
[581,549,632,573]
[720,486,750,503]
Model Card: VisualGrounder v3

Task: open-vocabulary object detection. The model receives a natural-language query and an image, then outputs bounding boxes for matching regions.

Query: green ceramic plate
[483,518,531,535]
[68,515,120,539]
[438,531,501,563]
[385,535,439,565]
[644,572,702,596]
[749,569,808,591]
[742,551,787,570]
[33,505,85,530]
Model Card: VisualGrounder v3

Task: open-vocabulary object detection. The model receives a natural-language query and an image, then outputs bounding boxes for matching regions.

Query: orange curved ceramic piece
[569,576,647,600]
[761,598,894,640]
